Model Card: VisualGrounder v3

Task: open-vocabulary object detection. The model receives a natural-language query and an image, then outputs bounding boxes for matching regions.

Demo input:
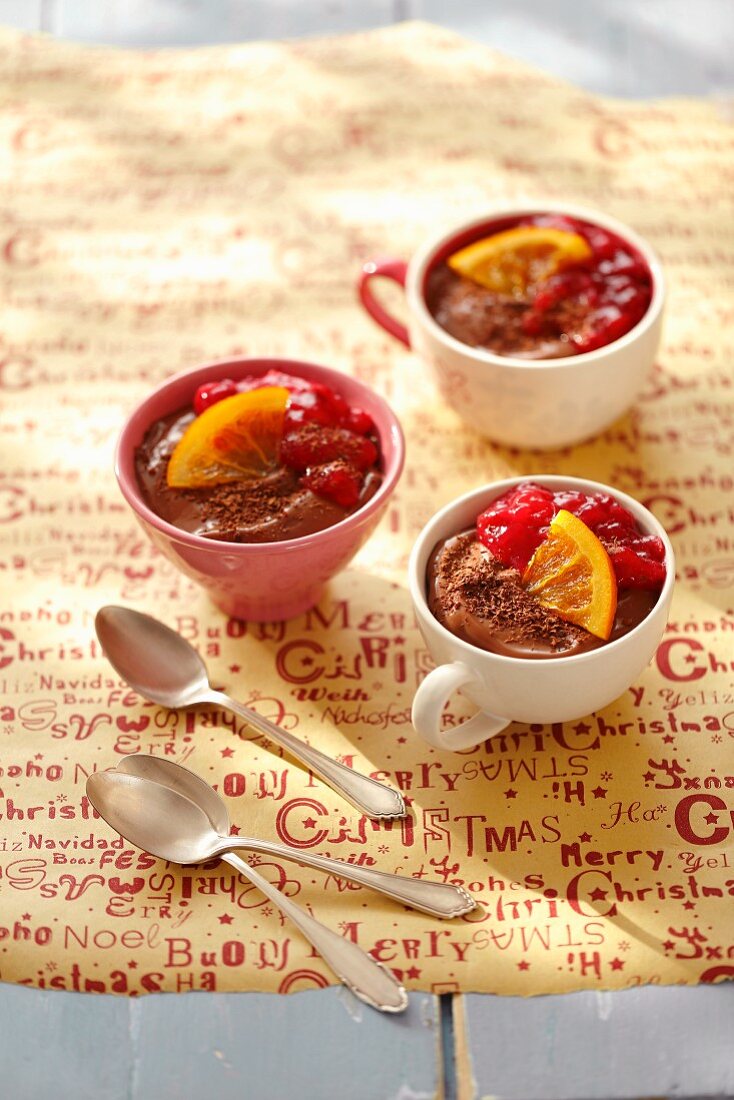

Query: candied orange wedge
[447,226,592,296]
[522,509,617,640]
[167,386,288,489]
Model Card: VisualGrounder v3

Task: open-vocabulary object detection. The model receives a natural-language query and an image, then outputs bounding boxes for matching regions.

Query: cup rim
[115,356,405,552]
[405,202,665,370]
[408,474,675,667]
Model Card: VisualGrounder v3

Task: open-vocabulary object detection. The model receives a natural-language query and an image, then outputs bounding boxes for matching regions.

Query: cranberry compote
[191,371,379,509]
[522,215,653,353]
[477,483,666,589]
[426,213,654,359]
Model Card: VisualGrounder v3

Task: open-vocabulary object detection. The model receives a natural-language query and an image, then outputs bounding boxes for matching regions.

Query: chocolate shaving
[425,264,585,359]
[428,531,593,656]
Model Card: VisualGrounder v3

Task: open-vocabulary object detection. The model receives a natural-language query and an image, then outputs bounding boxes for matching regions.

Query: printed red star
[704,812,719,825]
[229,825,241,836]
[397,736,407,744]
[220,747,235,758]
[662,734,675,744]
[218,914,234,925]
[302,817,318,828]
[127,960,138,969]
[591,786,607,799]
[405,966,422,980]
[504,788,518,799]
[573,721,592,734]
[589,887,607,902]
[643,771,656,783]
[517,960,530,971]
[662,940,676,952]
[229,664,241,673]
[21,914,31,921]
[34,754,43,761]
[609,958,624,971]
[578,832,593,843]
[682,900,695,911]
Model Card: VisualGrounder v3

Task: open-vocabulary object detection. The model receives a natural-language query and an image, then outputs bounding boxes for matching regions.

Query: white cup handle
[412,661,511,751]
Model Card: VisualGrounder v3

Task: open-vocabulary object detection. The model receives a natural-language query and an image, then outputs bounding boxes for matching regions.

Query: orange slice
[167,386,288,489]
[522,509,617,640]
[447,226,592,297]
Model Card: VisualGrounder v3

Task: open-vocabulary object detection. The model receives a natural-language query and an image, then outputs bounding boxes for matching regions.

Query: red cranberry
[280,426,377,473]
[477,483,555,571]
[527,214,579,234]
[344,407,374,435]
[236,370,313,394]
[582,226,617,259]
[303,462,362,508]
[307,382,350,425]
[598,251,648,281]
[572,305,631,353]
[193,378,238,415]
[284,391,334,430]
[477,483,666,590]
[607,545,666,588]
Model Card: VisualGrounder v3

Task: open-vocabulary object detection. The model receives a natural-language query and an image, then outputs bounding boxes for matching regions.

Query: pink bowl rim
[115,356,405,553]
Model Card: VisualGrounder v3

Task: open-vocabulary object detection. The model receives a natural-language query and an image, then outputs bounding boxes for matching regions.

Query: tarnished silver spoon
[95,605,405,820]
[87,770,407,1014]
[118,755,476,918]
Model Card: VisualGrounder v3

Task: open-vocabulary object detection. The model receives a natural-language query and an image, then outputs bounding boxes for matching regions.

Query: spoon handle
[208,691,405,820]
[221,851,407,1013]
[222,838,476,919]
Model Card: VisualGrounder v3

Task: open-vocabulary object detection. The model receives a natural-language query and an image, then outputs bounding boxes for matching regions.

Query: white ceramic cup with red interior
[408,476,674,752]
[359,204,664,449]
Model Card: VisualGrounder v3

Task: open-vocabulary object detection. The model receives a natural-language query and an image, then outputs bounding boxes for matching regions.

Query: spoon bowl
[87,771,221,863]
[118,753,230,835]
[95,605,406,819]
[96,606,209,708]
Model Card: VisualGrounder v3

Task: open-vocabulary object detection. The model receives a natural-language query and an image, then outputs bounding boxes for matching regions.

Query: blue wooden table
[1,3,732,1096]
[2,982,733,1098]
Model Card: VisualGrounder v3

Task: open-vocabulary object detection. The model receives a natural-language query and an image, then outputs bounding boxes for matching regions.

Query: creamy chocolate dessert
[425,214,652,359]
[135,371,383,543]
[427,483,666,660]
[428,531,658,659]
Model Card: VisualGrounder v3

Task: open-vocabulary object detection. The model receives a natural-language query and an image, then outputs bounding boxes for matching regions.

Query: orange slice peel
[522,509,618,640]
[447,225,592,297]
[166,386,288,489]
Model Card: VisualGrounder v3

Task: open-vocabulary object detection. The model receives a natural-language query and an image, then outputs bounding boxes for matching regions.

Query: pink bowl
[116,357,405,621]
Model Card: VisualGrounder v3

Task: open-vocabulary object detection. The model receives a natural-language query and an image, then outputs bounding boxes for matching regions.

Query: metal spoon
[95,606,405,820]
[87,770,407,1014]
[118,755,476,919]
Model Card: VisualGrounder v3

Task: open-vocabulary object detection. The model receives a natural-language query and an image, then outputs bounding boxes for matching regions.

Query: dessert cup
[359,203,665,449]
[116,358,405,621]
[408,476,675,752]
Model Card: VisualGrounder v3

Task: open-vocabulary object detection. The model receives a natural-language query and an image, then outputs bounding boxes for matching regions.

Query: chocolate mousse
[425,214,652,358]
[135,371,383,543]
[426,482,666,660]
[428,531,658,659]
[426,265,583,360]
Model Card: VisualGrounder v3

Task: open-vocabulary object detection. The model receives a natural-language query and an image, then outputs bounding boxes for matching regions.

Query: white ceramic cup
[359,203,665,449]
[408,476,675,752]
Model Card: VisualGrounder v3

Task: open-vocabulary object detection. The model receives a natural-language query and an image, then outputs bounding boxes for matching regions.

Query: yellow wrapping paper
[0,23,732,998]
